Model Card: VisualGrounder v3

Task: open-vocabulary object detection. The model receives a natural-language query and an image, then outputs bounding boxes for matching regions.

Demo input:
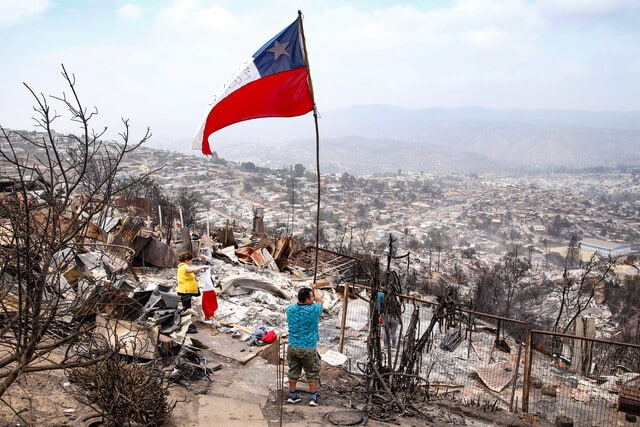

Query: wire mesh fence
[334,283,640,426]
[524,330,640,426]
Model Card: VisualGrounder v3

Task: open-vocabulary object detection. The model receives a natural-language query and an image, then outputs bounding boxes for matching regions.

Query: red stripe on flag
[201,290,218,320]
[200,67,313,155]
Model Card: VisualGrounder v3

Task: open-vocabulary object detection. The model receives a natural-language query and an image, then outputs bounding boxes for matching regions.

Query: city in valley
[2,128,640,426]
[122,143,640,332]
[3,130,639,337]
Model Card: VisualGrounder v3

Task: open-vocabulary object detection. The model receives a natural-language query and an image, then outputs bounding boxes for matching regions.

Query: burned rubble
[2,192,639,425]
[44,212,353,391]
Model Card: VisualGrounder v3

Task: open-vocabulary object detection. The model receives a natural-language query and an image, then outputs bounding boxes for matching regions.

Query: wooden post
[338,282,350,353]
[570,317,584,374]
[510,339,524,412]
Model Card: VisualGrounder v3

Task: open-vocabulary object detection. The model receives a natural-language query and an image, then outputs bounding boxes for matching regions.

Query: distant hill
[170,106,640,175]
[216,135,505,175]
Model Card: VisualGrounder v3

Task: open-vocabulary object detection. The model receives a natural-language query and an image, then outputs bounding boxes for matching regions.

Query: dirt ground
[0,325,555,427]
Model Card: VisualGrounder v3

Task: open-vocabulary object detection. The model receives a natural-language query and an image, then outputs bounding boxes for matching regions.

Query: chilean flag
[199,268,218,320]
[193,17,314,155]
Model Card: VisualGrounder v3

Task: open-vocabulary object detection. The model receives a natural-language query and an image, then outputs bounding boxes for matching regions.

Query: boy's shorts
[287,346,320,382]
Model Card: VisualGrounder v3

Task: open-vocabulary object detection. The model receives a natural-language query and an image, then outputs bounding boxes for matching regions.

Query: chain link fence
[524,329,640,426]
[334,283,640,426]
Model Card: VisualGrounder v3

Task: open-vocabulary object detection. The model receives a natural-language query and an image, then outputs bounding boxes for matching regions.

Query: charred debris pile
[11,211,357,379]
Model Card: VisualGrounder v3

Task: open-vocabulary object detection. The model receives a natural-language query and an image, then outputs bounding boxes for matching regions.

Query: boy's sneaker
[308,396,319,407]
[286,395,302,404]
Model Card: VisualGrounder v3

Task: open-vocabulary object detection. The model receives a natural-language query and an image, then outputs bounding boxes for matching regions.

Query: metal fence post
[522,329,532,413]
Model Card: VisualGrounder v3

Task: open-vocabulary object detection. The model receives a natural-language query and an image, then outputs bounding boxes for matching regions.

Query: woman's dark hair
[297,287,313,303]
[178,251,194,263]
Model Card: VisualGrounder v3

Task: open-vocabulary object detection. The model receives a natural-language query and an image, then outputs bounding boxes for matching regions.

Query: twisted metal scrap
[361,259,462,422]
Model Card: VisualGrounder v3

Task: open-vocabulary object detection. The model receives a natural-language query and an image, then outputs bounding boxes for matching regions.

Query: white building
[579,238,631,257]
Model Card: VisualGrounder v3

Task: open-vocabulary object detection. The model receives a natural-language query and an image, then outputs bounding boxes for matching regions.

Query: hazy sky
[2,0,639,150]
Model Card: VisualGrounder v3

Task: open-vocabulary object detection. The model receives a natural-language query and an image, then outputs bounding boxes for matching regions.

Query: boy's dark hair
[297,287,313,303]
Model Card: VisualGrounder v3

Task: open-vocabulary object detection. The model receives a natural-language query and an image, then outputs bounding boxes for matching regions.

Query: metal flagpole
[290,169,295,238]
[297,10,321,283]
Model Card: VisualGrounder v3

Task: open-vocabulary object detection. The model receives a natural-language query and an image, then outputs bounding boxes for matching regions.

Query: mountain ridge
[154,106,640,175]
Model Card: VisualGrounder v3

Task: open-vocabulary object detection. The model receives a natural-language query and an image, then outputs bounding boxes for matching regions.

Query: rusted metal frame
[530,329,640,350]
[291,249,360,282]
[350,283,528,327]
[321,259,357,274]
[320,252,345,263]
[76,241,138,280]
[313,262,358,279]
[294,245,359,262]
[76,242,135,262]
[319,258,359,273]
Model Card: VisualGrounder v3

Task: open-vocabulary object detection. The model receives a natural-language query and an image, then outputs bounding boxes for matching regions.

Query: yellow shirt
[177,262,199,294]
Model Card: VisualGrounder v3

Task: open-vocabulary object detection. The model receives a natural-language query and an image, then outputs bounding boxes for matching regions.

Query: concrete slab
[202,331,266,364]
[207,348,277,396]
[198,395,268,426]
